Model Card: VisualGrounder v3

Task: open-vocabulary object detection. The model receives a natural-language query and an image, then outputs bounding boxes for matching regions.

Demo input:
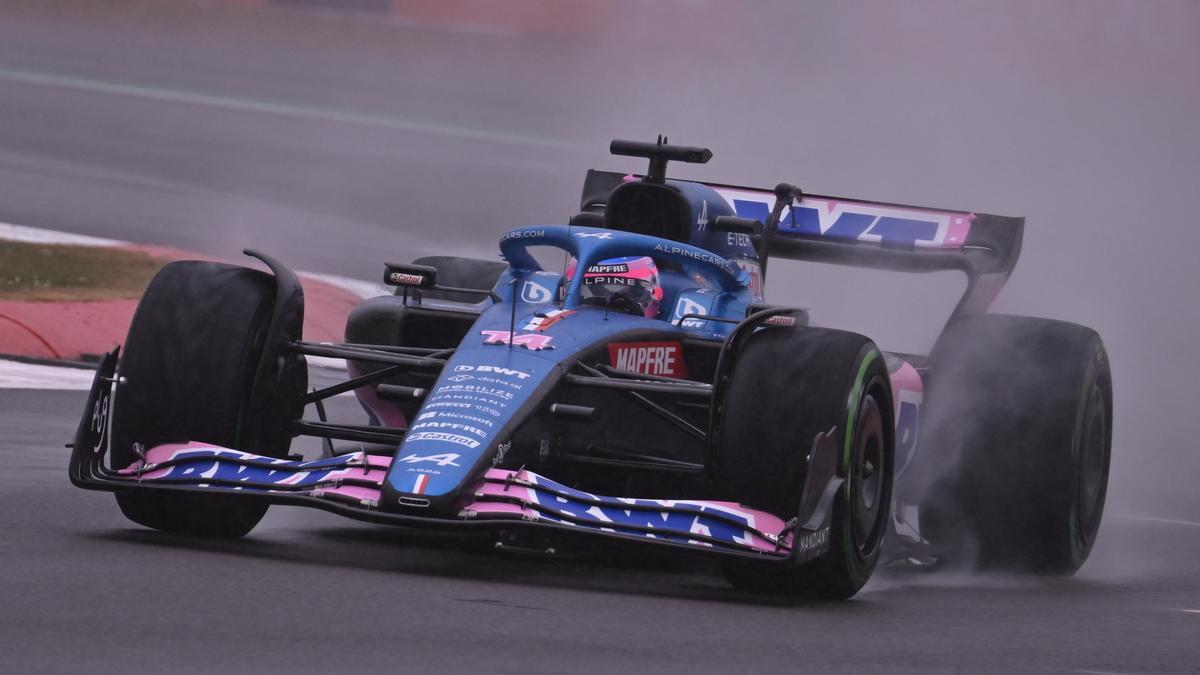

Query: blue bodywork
[379,224,758,512]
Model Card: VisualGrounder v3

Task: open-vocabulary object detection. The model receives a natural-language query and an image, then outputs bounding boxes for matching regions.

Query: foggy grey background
[1,1,1199,671]
[5,0,1193,520]
[0,0,1192,537]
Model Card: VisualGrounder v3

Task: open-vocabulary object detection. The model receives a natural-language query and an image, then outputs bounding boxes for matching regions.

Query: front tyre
[111,261,305,538]
[715,327,894,599]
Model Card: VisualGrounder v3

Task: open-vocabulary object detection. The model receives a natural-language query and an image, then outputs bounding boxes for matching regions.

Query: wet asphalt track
[2,2,1200,672]
[4,384,1200,674]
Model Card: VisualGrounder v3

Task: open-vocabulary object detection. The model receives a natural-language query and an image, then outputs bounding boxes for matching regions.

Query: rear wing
[579,169,1024,317]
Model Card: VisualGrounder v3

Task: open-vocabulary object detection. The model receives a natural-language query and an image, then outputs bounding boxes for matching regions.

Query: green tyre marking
[841,348,880,570]
[844,349,880,467]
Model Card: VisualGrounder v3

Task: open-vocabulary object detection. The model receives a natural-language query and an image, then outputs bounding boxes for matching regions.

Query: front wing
[70,354,831,562]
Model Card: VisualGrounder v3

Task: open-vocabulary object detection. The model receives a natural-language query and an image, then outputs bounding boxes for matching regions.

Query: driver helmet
[565,256,663,318]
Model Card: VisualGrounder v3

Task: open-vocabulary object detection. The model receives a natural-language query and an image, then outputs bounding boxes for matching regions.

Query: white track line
[0,222,121,246]
[298,271,389,301]
[1,224,366,375]
[305,354,350,371]
[0,223,382,303]
[0,360,95,390]
[0,67,584,152]
[1114,514,1200,527]
[0,358,353,391]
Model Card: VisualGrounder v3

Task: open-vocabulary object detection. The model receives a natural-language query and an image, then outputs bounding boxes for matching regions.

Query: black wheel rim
[852,392,887,555]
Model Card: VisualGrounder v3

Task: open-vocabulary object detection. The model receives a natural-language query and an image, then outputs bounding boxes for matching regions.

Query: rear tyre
[716,327,894,599]
[918,314,1112,573]
[111,261,304,538]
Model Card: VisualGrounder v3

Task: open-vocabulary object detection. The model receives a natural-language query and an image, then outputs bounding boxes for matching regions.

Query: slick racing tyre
[110,261,304,538]
[918,314,1112,573]
[716,327,894,599]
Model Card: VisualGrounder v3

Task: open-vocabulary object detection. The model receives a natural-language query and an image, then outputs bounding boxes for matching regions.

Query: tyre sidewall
[110,261,289,538]
[716,327,894,597]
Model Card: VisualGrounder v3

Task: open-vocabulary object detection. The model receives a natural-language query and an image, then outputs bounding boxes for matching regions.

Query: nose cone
[378,299,665,514]
[379,305,568,513]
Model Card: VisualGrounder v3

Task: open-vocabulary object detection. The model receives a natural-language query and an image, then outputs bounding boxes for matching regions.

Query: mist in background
[496,0,1200,526]
[1,0,1196,526]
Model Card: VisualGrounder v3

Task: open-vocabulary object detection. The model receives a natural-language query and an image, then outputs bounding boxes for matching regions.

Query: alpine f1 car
[70,138,1112,599]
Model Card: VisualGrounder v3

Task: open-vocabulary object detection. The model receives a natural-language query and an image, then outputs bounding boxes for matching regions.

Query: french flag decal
[523,309,575,332]
[413,474,429,494]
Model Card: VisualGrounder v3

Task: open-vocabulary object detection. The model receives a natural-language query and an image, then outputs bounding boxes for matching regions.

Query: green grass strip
[0,240,168,302]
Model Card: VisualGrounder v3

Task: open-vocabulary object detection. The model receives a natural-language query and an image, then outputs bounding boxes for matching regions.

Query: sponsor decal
[435,384,514,401]
[129,449,352,487]
[674,297,709,329]
[653,244,736,276]
[425,401,472,411]
[493,440,511,467]
[726,232,753,248]
[447,374,473,382]
[429,392,507,407]
[894,395,922,477]
[736,259,763,298]
[466,469,796,553]
[388,272,426,286]
[475,376,523,390]
[397,452,462,467]
[727,192,968,249]
[426,390,507,417]
[574,232,613,240]
[523,481,759,548]
[521,279,554,303]
[454,364,532,379]
[410,421,487,439]
[584,275,647,288]
[501,229,546,241]
[764,314,796,327]
[89,391,110,453]
[586,263,629,274]
[406,431,481,449]
[480,330,555,350]
[608,341,688,379]
[522,309,575,332]
[889,360,924,477]
[793,527,831,554]
[419,411,495,428]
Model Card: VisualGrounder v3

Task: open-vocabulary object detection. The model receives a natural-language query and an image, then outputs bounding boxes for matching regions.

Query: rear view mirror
[383,263,437,289]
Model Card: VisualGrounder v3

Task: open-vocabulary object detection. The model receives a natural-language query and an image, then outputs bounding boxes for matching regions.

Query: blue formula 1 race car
[70,139,1113,599]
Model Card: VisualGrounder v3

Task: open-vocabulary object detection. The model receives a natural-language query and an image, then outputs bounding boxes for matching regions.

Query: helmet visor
[581,274,655,308]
